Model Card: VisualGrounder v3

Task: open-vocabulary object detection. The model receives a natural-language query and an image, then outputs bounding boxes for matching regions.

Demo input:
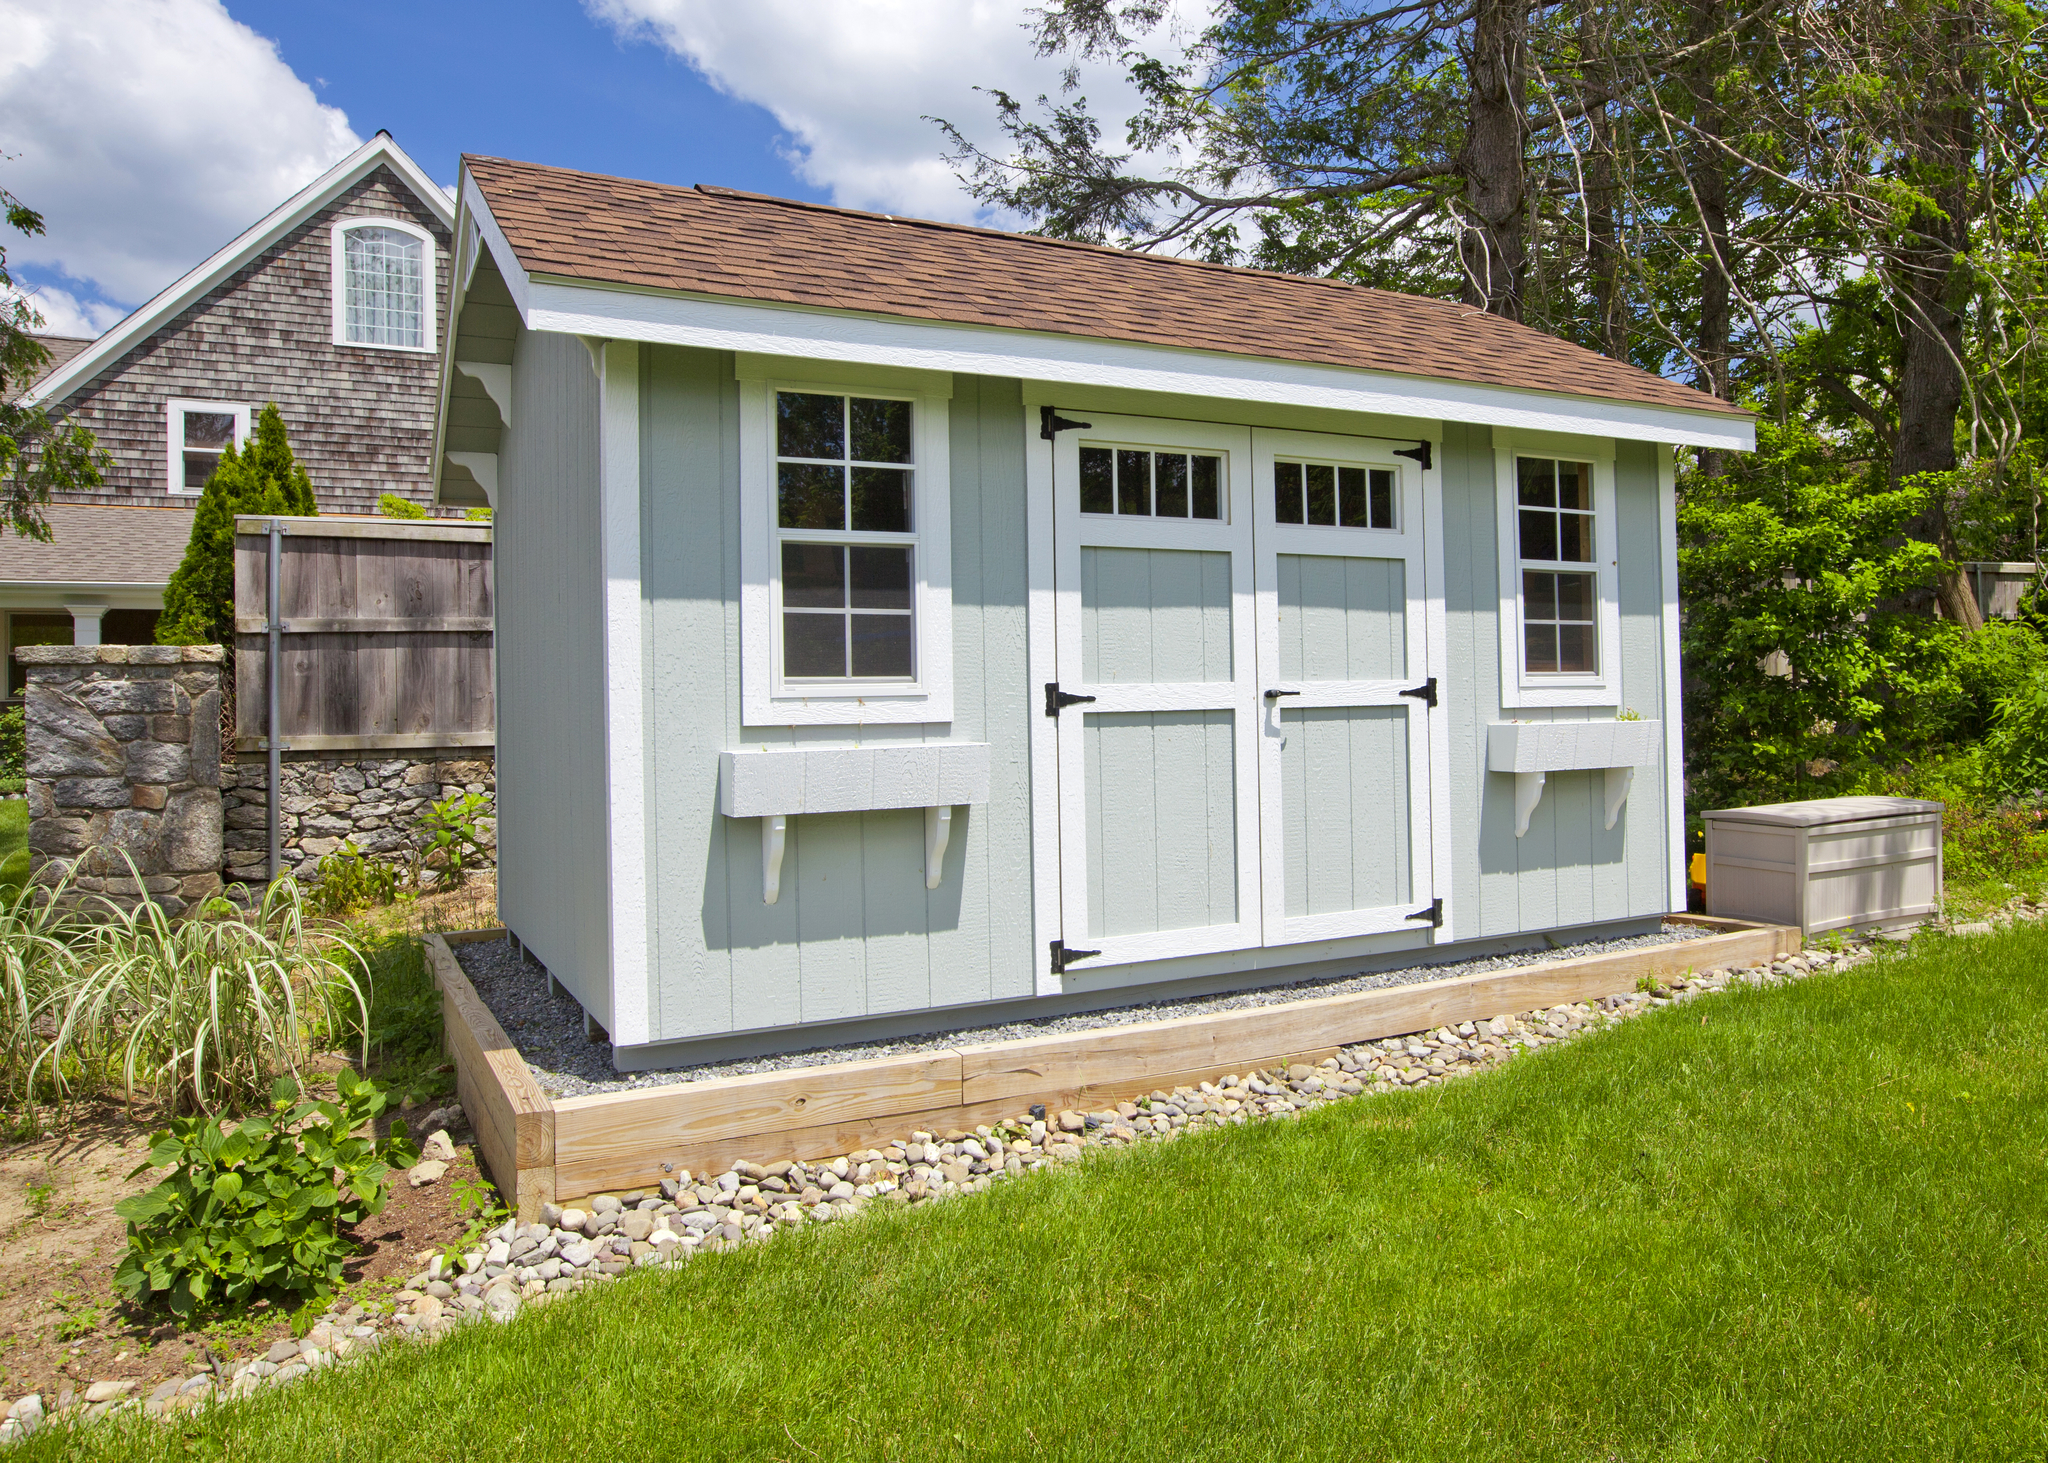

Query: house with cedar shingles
[3,132,454,693]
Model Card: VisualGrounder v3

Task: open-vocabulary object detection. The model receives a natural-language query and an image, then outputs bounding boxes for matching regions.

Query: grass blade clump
[0,867,81,1108]
[37,861,368,1114]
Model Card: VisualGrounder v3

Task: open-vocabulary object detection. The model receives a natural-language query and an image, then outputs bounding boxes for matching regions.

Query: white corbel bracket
[762,814,788,905]
[1514,771,1547,839]
[925,805,952,890]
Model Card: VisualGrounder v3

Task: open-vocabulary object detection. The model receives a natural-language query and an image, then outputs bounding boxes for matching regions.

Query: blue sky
[0,0,1195,336]
[235,0,823,201]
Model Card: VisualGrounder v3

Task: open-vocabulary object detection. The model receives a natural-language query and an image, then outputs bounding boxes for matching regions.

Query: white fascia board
[516,277,1755,453]
[27,134,453,410]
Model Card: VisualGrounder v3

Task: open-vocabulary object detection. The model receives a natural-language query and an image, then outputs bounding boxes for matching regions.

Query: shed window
[775,391,919,682]
[331,218,435,352]
[1515,457,1598,675]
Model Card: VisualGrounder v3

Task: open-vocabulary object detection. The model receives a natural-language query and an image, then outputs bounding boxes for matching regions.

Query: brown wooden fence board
[234,515,492,752]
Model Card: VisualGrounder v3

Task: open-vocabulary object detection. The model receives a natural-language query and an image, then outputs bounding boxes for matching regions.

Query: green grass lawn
[49,925,2048,1462]
[0,800,27,889]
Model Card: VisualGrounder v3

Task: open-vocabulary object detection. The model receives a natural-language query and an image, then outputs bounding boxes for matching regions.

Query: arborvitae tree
[157,403,317,647]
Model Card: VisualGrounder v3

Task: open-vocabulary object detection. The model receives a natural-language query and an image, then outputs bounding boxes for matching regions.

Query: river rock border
[0,929,1910,1444]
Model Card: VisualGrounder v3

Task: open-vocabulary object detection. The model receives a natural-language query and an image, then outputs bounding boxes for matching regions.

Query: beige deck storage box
[1703,796,1942,935]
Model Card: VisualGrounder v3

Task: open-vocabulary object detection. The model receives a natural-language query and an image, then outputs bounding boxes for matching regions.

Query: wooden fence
[233,515,493,753]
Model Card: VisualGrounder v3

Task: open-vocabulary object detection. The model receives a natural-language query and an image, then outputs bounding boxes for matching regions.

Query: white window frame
[163,399,251,496]
[330,216,437,354]
[1495,430,1620,708]
[738,358,953,726]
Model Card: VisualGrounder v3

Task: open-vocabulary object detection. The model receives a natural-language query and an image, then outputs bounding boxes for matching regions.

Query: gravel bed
[458,922,1724,1099]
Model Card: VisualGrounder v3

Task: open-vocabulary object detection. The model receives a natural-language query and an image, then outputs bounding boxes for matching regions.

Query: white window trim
[330,216,437,354]
[163,399,251,496]
[738,362,954,726]
[1495,430,1620,708]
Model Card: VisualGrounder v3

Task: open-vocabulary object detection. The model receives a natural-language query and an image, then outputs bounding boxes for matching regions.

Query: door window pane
[1080,447,1114,514]
[1086,448,1226,520]
[1276,459,1394,530]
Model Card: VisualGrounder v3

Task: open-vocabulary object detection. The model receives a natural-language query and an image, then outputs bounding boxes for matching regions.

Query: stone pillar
[17,645,225,915]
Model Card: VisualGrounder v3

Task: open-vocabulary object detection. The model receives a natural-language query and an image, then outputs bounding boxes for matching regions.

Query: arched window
[331,218,435,351]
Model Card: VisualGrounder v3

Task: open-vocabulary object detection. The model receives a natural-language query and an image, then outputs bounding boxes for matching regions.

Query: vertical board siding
[1084,709,1238,937]
[1436,423,1672,941]
[232,527,494,748]
[1280,705,1411,917]
[640,360,1034,1046]
[496,329,610,1024]
[1079,547,1234,682]
[1275,555,1407,681]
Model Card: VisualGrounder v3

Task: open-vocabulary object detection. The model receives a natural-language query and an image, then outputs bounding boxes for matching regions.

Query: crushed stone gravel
[458,923,1723,1099]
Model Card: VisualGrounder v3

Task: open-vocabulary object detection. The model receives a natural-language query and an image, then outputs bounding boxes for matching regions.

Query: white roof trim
[459,178,1753,453]
[27,134,453,409]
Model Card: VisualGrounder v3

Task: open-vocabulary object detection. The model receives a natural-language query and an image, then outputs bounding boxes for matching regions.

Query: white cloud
[0,0,359,309]
[585,0,1211,223]
[5,283,128,338]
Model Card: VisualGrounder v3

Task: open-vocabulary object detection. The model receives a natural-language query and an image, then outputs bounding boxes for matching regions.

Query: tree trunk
[1686,0,1733,476]
[1459,0,1530,319]
[1581,11,1625,360]
[1890,1,1982,630]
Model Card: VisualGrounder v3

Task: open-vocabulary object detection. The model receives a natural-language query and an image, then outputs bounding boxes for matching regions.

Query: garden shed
[435,156,1754,1072]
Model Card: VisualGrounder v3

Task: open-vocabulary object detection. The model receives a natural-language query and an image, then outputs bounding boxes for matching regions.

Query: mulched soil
[0,1094,486,1406]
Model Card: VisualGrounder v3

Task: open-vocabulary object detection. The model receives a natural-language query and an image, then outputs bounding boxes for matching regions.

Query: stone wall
[222,752,496,885]
[19,645,223,913]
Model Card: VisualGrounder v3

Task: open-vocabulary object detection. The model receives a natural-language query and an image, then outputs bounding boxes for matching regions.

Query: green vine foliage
[112,1070,415,1318]
[1679,419,1964,810]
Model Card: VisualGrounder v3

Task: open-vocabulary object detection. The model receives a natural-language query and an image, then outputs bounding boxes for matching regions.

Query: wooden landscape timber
[426,917,1799,1218]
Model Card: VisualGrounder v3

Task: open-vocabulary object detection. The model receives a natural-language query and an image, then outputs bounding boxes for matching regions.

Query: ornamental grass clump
[0,868,81,1107]
[36,866,369,1115]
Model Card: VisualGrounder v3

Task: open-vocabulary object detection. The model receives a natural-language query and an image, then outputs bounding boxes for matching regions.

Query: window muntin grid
[1273,460,1395,529]
[342,225,425,349]
[1078,445,1223,520]
[774,390,917,682]
[1515,456,1597,675]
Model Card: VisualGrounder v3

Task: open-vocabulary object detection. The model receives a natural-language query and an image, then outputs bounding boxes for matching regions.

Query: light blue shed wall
[1438,423,1672,938]
[637,351,1036,1045]
[494,328,611,1026]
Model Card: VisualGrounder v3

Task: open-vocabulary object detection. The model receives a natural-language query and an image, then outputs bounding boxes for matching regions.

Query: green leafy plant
[463,506,492,522]
[438,1174,510,1268]
[0,863,80,1107]
[37,865,368,1115]
[376,492,427,520]
[413,792,492,889]
[113,1071,416,1317]
[310,842,402,917]
[0,705,22,780]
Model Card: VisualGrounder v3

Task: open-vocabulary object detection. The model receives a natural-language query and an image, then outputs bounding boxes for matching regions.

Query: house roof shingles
[1,504,192,585]
[464,155,1746,421]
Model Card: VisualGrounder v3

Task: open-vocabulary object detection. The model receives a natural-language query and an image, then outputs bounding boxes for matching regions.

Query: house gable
[33,140,456,515]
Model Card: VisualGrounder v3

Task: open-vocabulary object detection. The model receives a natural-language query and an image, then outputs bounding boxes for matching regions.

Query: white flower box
[1486,720,1663,838]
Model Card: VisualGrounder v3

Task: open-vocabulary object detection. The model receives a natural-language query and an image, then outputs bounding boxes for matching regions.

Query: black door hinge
[1394,440,1433,471]
[1400,676,1437,708]
[1040,405,1094,441]
[1264,688,1302,701]
[1406,897,1444,927]
[1045,682,1098,717]
[1050,939,1102,974]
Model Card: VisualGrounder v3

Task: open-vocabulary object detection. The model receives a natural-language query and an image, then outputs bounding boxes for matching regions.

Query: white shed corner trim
[719,744,993,903]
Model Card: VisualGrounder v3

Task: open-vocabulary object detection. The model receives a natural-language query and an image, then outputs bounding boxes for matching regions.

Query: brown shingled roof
[464,155,1745,420]
[0,504,192,585]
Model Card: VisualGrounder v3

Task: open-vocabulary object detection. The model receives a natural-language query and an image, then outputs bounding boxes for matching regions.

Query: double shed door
[1049,414,1436,971]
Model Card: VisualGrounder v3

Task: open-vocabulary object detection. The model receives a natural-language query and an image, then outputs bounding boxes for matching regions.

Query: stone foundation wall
[222,752,496,884]
[18,645,224,914]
